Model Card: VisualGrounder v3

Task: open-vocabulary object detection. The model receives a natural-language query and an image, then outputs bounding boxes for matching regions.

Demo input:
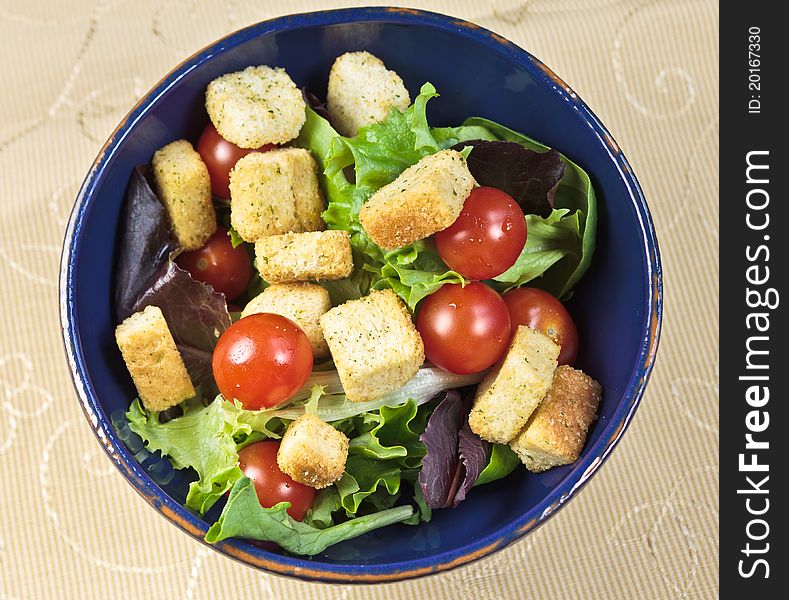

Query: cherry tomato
[416,282,511,374]
[434,187,527,280]
[503,287,579,366]
[176,227,252,301]
[196,123,275,198]
[238,441,315,521]
[212,313,313,409]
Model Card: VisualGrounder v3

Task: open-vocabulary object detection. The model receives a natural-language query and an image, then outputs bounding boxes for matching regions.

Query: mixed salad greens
[293,83,595,309]
[113,62,597,556]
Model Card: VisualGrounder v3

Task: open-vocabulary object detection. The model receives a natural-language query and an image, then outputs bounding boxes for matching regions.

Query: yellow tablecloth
[0,1,718,597]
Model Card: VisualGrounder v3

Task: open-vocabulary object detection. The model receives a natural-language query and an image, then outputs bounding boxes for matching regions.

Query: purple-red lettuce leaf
[115,166,177,320]
[453,140,565,218]
[418,391,487,509]
[176,344,218,394]
[131,259,230,394]
[301,87,334,127]
[417,391,464,509]
[455,421,488,505]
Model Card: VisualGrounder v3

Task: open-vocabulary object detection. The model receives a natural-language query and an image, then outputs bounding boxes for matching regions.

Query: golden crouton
[151,140,216,250]
[326,51,411,136]
[468,326,559,444]
[205,65,306,148]
[229,148,324,242]
[359,150,475,249]
[319,289,424,403]
[510,366,602,472]
[114,305,195,412]
[277,413,349,489]
[254,230,353,283]
[241,283,331,357]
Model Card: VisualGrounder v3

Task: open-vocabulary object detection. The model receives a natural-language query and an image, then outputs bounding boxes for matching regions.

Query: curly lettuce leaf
[338,399,431,515]
[126,396,284,514]
[293,85,461,310]
[227,225,245,249]
[491,208,582,292]
[371,239,464,310]
[126,398,247,514]
[205,477,414,555]
[336,456,404,515]
[404,481,433,524]
[347,399,428,467]
[295,88,597,305]
[294,107,367,232]
[326,83,440,190]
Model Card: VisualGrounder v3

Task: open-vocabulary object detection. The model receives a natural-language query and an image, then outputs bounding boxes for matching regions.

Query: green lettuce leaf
[404,481,433,525]
[205,477,413,555]
[371,239,464,310]
[338,399,432,517]
[475,444,521,487]
[303,487,342,529]
[348,400,428,466]
[492,208,582,291]
[319,262,371,305]
[126,397,284,514]
[227,225,245,248]
[431,124,498,149]
[326,83,440,189]
[462,117,597,297]
[336,456,403,514]
[293,84,461,310]
[126,398,247,513]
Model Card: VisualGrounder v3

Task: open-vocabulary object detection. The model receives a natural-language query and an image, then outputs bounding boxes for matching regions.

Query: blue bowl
[60,7,662,583]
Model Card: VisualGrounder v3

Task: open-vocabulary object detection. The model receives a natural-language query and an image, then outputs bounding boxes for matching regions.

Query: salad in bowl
[110,50,601,557]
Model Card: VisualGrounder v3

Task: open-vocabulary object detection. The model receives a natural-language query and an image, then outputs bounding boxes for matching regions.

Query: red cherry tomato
[212,313,313,409]
[434,187,527,280]
[503,287,579,366]
[238,441,315,521]
[176,227,252,301]
[196,123,275,198]
[416,282,511,374]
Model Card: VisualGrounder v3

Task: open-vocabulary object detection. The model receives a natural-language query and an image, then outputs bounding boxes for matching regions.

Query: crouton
[229,148,324,242]
[359,150,475,249]
[254,230,353,283]
[114,305,195,412]
[468,326,559,444]
[319,289,424,402]
[205,65,306,148]
[326,51,411,136]
[510,366,602,472]
[277,413,349,489]
[241,283,331,357]
[151,140,216,250]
